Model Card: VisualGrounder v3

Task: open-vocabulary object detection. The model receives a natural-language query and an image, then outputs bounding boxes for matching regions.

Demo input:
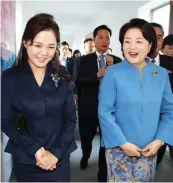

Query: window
[152,4,170,36]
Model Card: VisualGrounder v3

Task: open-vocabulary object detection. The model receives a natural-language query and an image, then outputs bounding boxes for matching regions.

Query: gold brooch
[152,70,158,77]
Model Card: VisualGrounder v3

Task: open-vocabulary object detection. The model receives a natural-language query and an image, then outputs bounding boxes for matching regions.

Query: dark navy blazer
[1,62,77,165]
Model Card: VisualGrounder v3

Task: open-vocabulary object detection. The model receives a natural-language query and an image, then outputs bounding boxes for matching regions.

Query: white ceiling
[22,1,149,35]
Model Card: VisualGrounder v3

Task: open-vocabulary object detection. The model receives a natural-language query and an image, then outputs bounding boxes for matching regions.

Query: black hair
[108,47,112,52]
[119,18,157,55]
[84,38,93,44]
[93,25,112,38]
[68,48,72,53]
[162,35,173,49]
[150,22,164,36]
[14,13,70,81]
[60,41,69,47]
[73,50,81,57]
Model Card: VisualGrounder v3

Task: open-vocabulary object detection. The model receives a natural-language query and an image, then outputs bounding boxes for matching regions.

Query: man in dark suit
[59,41,74,75]
[76,25,121,182]
[149,23,173,166]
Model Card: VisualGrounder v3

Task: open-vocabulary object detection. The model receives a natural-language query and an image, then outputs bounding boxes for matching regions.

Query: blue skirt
[106,147,157,182]
[13,157,70,182]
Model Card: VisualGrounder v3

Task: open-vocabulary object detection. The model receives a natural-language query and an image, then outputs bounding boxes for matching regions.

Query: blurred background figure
[161,35,173,57]
[68,48,73,58]
[73,50,81,58]
[107,47,112,54]
[84,38,95,55]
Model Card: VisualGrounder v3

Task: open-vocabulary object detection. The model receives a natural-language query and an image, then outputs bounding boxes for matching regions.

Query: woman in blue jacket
[98,18,173,182]
[1,13,77,182]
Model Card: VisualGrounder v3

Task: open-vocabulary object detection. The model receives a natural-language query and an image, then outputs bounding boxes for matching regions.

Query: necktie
[99,55,105,68]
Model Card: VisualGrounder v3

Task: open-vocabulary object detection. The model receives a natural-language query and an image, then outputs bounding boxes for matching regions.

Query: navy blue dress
[1,62,77,182]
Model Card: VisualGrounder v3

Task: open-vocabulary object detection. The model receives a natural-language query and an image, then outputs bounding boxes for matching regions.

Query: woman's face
[123,28,152,65]
[24,30,57,69]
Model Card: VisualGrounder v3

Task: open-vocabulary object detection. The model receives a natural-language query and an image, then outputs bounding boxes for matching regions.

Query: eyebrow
[33,41,56,46]
[124,37,144,39]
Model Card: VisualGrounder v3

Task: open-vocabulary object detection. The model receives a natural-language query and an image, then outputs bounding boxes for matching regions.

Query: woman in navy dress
[1,13,77,182]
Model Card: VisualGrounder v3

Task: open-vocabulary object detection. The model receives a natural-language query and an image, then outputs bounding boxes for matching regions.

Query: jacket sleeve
[50,83,77,159]
[76,57,99,88]
[1,71,42,158]
[156,70,173,146]
[98,66,128,148]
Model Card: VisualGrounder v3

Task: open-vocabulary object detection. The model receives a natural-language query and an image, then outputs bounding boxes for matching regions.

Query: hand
[106,55,113,66]
[141,140,163,157]
[97,66,107,78]
[71,81,75,88]
[42,151,58,170]
[35,147,46,168]
[120,142,141,157]
[74,94,78,100]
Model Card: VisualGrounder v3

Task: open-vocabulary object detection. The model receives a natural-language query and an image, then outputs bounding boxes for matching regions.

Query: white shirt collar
[148,54,160,66]
[154,54,160,66]
[96,51,107,58]
[59,55,67,67]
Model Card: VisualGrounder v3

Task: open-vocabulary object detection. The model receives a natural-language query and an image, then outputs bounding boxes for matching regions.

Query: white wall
[15,1,148,58]
[138,0,169,21]
[74,1,148,58]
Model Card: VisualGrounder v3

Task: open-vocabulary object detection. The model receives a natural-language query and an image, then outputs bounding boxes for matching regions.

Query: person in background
[149,23,173,167]
[68,48,73,58]
[107,47,112,54]
[98,18,173,182]
[76,24,121,182]
[149,22,164,65]
[161,35,173,57]
[73,50,81,58]
[83,38,95,55]
[1,13,77,182]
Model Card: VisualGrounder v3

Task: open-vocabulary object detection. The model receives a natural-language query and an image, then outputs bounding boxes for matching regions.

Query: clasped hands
[35,147,58,171]
[120,139,163,157]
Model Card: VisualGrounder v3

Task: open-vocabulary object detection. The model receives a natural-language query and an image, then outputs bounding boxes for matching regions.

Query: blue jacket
[98,58,173,149]
[1,62,77,165]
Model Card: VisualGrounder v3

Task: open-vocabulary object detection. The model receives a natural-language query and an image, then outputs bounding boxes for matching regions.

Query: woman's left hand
[141,139,163,157]
[36,151,58,170]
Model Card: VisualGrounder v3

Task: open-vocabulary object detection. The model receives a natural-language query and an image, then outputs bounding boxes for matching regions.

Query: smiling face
[24,30,57,69]
[123,28,152,66]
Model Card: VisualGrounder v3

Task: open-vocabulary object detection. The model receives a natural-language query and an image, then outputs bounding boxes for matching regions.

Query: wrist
[155,139,164,146]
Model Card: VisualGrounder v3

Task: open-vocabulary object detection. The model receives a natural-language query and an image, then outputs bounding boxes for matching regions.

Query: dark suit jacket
[66,57,75,76]
[1,62,77,165]
[76,52,121,118]
[160,54,173,91]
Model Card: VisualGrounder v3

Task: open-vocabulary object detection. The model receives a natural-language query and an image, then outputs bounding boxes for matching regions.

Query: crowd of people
[1,13,173,182]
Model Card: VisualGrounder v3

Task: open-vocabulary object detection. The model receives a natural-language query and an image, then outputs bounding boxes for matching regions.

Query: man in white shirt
[149,23,173,167]
[59,41,70,67]
[149,23,164,65]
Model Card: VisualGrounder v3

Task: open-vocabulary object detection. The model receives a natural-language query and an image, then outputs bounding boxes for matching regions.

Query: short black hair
[68,48,72,53]
[84,38,93,44]
[150,22,164,36]
[119,18,157,55]
[60,41,69,47]
[108,47,112,52]
[93,25,112,38]
[162,35,173,49]
[73,49,81,57]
